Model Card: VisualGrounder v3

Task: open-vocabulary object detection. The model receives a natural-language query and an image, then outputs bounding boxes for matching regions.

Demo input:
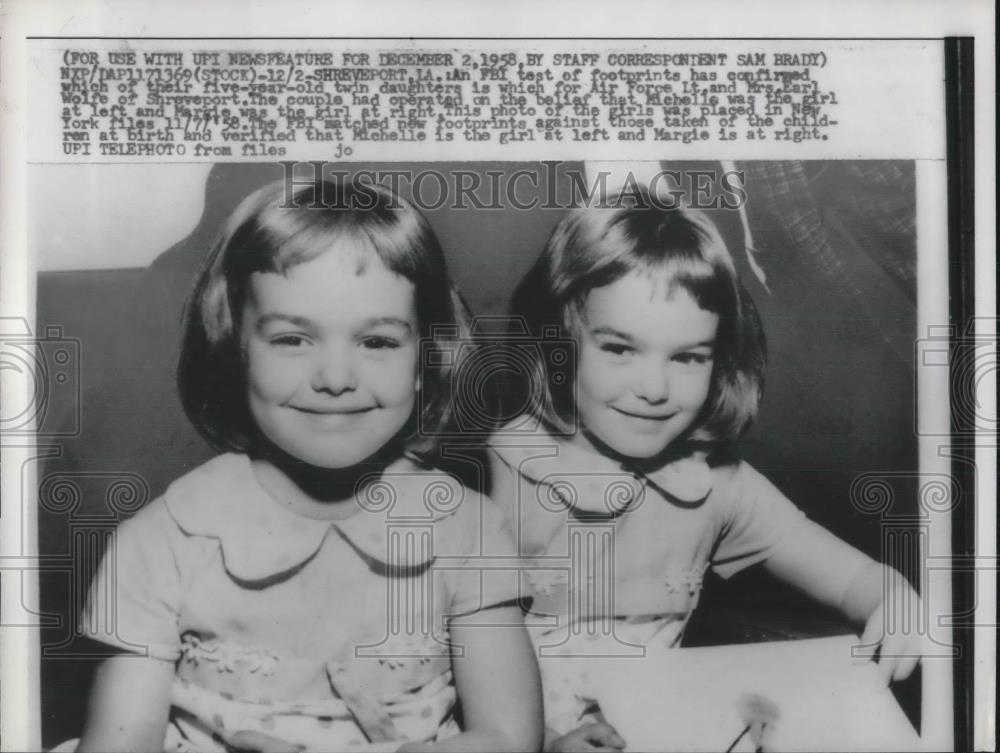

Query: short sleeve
[79,498,183,660]
[711,461,808,579]
[440,495,521,617]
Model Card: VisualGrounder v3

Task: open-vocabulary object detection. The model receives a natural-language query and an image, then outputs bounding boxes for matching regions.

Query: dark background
[35,161,920,745]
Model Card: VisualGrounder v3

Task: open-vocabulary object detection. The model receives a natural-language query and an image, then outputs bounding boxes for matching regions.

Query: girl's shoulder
[162,452,254,509]
[110,454,250,543]
[387,454,505,539]
[160,453,334,581]
[704,457,784,499]
[103,466,226,586]
[157,452,272,540]
[486,417,597,482]
[111,493,178,546]
[703,457,807,531]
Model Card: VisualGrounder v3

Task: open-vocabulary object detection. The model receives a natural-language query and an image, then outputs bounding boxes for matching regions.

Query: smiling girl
[73,178,541,753]
[488,194,921,752]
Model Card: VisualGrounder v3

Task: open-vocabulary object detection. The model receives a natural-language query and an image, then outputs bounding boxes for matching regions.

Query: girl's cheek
[598,363,632,401]
[690,369,715,398]
[365,350,420,403]
[577,351,620,400]
[245,354,301,399]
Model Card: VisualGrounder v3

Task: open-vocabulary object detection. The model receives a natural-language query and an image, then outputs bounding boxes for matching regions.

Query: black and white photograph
[1,6,994,753]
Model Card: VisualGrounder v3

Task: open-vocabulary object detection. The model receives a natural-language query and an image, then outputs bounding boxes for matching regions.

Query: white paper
[1,3,994,752]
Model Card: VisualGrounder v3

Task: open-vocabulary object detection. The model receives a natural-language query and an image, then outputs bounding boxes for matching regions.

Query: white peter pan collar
[490,419,713,514]
[163,454,465,582]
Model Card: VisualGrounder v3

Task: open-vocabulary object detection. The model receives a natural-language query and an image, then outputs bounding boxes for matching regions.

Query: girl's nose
[634,359,670,403]
[311,346,359,394]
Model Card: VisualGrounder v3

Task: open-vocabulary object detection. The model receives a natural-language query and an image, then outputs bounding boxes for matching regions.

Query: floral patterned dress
[79,453,518,752]
[488,423,811,735]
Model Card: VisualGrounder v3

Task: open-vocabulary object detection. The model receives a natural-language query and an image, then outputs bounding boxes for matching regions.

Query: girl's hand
[760,524,924,685]
[548,723,626,752]
[856,577,923,683]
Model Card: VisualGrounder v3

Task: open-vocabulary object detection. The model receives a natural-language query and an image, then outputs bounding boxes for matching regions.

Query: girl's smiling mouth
[611,406,676,422]
[292,405,376,416]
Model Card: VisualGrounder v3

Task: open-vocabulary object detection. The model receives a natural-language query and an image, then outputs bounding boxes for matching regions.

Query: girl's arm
[762,521,922,681]
[77,653,174,752]
[397,605,543,753]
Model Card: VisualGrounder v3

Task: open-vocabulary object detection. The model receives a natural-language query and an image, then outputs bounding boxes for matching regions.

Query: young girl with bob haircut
[74,178,542,753]
[488,192,921,752]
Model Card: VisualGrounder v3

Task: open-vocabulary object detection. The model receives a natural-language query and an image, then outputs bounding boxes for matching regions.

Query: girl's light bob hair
[509,190,766,449]
[178,177,472,461]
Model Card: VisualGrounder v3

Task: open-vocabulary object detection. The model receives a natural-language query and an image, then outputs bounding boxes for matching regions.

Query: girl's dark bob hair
[509,190,766,447]
[177,177,472,461]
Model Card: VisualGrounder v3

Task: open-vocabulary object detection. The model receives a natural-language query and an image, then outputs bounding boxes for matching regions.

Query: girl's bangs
[267,208,379,275]
[651,255,732,314]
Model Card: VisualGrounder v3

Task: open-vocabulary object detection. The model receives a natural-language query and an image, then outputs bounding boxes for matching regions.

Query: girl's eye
[360,336,400,350]
[270,334,309,347]
[600,342,634,357]
[674,352,713,366]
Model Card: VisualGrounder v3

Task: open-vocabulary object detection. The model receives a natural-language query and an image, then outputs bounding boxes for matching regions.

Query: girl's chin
[255,433,406,474]
[611,442,670,461]
[287,447,395,471]
[578,424,675,463]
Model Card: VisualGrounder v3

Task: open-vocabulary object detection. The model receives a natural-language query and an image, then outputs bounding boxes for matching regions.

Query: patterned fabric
[488,421,812,734]
[811,161,916,298]
[740,161,857,297]
[164,668,457,751]
[79,453,518,752]
[737,160,916,302]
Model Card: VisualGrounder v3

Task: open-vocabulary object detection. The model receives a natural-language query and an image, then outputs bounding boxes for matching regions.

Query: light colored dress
[80,453,518,752]
[488,422,816,734]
